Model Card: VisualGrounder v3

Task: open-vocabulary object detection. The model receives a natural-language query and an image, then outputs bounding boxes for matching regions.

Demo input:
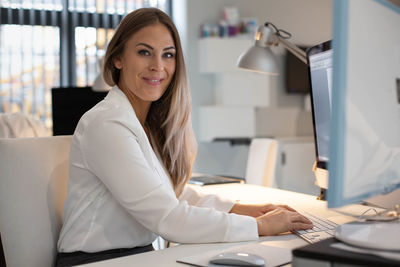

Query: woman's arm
[179,184,236,212]
[229,203,296,217]
[180,184,313,235]
[81,118,259,243]
[230,203,313,235]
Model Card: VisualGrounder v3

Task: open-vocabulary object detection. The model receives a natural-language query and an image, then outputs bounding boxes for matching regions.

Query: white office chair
[0,112,49,138]
[0,136,72,267]
[245,138,278,187]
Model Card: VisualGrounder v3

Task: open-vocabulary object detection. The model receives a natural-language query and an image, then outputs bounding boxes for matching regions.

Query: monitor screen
[307,41,333,170]
[328,0,400,208]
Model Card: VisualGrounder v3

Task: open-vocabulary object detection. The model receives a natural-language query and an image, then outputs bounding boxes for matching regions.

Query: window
[0,0,171,129]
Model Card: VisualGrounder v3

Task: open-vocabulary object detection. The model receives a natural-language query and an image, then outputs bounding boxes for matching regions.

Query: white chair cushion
[0,112,50,138]
[0,136,71,267]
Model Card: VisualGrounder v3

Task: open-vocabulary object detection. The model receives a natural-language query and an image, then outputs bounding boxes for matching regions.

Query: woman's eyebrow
[163,46,175,51]
[136,43,175,51]
[136,43,153,49]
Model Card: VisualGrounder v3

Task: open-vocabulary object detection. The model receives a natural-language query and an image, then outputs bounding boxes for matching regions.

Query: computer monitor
[327,0,400,251]
[328,0,400,208]
[307,41,333,175]
[0,233,5,267]
[306,41,333,194]
[51,87,107,135]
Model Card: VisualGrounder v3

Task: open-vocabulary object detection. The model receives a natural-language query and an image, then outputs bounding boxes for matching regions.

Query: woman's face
[114,23,176,105]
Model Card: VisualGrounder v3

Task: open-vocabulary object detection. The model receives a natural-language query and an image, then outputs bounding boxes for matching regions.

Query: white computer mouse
[209,252,265,267]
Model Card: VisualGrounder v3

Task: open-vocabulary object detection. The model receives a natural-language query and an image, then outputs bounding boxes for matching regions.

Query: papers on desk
[176,242,291,267]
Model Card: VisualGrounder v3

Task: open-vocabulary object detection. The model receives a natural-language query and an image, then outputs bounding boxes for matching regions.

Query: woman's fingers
[277,204,297,212]
[256,209,313,236]
[259,203,300,215]
[290,212,313,225]
[290,222,314,231]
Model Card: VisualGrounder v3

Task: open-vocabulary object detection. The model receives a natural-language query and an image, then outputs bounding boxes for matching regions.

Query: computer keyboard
[293,211,338,244]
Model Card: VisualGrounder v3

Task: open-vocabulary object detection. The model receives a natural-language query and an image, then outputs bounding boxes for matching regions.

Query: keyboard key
[294,212,339,244]
[326,229,335,235]
[303,231,334,242]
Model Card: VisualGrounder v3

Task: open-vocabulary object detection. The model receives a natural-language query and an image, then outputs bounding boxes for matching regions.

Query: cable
[264,22,292,39]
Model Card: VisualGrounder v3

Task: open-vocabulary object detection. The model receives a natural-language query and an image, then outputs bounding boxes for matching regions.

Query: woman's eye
[163,52,175,58]
[138,50,150,56]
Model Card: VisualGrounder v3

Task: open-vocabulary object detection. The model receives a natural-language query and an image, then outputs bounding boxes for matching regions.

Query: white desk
[80,184,373,267]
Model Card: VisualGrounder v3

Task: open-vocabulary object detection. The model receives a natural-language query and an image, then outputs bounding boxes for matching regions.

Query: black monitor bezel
[306,40,332,170]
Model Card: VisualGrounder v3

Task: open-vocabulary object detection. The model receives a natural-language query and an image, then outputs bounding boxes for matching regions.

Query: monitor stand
[312,162,328,201]
[335,221,400,251]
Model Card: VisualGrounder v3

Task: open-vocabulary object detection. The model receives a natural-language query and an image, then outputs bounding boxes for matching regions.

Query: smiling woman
[114,24,176,120]
[55,7,312,267]
[0,1,170,130]
[102,8,193,196]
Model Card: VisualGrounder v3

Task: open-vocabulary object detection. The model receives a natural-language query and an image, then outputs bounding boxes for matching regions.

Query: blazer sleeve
[80,118,258,243]
[179,184,236,212]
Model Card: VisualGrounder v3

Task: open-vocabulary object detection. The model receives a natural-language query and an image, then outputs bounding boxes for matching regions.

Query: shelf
[198,106,313,141]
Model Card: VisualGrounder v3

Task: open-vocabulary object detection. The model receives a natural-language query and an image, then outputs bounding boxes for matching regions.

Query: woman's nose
[149,56,164,71]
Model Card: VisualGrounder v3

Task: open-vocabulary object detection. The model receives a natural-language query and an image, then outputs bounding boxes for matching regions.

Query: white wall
[173,0,333,137]
[173,0,333,183]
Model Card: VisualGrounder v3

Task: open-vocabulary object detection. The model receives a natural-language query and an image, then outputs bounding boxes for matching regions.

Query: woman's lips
[143,77,163,85]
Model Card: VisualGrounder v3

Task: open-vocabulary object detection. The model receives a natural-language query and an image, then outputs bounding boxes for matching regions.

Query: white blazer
[57,86,258,253]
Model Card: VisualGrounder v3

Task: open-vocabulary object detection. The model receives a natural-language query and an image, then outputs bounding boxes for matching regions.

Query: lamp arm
[276,35,308,65]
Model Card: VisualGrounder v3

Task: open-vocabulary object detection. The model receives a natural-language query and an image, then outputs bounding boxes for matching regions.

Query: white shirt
[57,86,258,253]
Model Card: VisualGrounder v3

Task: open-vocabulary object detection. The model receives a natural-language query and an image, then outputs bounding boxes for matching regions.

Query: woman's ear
[113,57,123,70]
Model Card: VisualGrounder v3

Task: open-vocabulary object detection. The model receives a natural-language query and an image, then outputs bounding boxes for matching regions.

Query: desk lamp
[237,22,327,199]
[237,22,307,75]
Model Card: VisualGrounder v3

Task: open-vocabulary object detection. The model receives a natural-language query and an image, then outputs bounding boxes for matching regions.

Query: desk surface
[80,184,373,267]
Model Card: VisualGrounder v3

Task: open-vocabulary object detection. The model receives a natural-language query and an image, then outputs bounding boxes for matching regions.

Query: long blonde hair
[103,8,197,196]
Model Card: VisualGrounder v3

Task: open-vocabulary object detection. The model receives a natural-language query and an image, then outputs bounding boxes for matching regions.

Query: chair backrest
[0,136,72,267]
[0,112,49,138]
[245,138,278,187]
[51,87,107,135]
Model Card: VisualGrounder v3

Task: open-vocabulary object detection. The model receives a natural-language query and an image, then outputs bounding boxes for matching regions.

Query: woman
[56,8,312,267]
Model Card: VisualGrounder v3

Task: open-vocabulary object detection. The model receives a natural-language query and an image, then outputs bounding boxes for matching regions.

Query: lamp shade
[237,45,279,75]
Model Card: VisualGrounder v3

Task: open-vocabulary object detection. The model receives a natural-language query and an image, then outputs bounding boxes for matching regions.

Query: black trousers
[55,244,154,267]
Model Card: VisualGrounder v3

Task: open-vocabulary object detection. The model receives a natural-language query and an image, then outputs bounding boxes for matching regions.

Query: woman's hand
[256,208,313,236]
[229,203,297,218]
[229,202,313,236]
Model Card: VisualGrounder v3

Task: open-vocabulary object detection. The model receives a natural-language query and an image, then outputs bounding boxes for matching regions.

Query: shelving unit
[197,37,312,141]
[198,37,270,141]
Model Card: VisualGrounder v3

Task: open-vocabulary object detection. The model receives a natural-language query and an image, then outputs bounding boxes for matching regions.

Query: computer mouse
[209,252,265,267]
